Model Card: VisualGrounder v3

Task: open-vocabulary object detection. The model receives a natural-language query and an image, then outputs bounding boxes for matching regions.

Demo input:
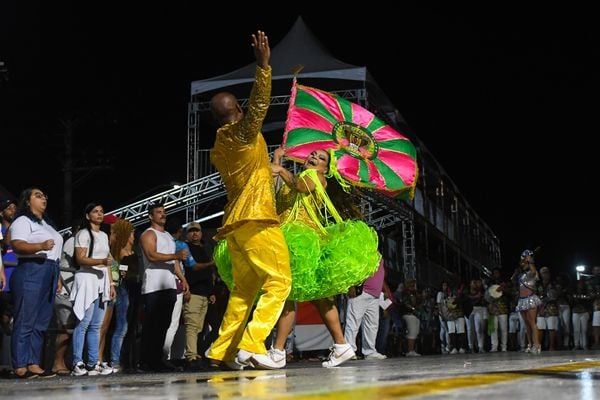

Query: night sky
[1,3,597,279]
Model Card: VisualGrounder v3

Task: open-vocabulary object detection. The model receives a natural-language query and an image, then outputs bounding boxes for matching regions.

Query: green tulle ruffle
[213,219,380,301]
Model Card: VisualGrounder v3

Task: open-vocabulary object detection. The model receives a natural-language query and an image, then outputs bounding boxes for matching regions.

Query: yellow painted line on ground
[285,361,600,400]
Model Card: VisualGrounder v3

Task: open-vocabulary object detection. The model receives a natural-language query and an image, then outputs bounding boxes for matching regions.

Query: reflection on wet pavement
[1,351,599,399]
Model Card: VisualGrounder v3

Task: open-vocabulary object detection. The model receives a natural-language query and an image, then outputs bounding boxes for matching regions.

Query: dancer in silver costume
[512,250,542,354]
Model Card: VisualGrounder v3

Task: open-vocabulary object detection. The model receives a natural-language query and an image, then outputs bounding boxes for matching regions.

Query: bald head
[210,92,243,126]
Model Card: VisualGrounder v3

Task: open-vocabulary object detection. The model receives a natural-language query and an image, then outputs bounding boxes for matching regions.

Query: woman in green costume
[267,147,379,368]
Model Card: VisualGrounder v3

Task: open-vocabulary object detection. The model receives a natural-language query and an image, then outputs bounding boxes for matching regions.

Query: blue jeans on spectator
[376,309,391,355]
[73,298,106,367]
[10,259,58,368]
[110,285,129,366]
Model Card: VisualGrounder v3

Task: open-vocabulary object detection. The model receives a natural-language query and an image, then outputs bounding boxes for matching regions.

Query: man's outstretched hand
[252,30,270,70]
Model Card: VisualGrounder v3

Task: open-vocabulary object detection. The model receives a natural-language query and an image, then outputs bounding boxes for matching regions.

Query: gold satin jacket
[211,66,278,240]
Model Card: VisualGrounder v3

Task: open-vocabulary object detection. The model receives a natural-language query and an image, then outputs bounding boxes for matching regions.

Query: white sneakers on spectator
[364,352,387,360]
[90,362,113,375]
[99,362,114,374]
[322,343,355,368]
[71,362,88,376]
[406,351,421,357]
[72,362,112,376]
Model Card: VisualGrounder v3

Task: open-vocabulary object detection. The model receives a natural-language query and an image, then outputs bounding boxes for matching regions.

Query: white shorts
[537,316,559,330]
[402,314,420,339]
[593,311,600,327]
[447,317,466,334]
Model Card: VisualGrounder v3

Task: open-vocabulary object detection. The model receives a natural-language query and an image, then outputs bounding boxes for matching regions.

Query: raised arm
[271,164,326,194]
[251,30,270,70]
[238,30,272,142]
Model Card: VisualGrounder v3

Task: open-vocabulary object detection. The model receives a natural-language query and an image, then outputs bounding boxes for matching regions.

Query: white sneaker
[99,362,113,375]
[237,349,254,366]
[86,364,100,376]
[449,348,458,355]
[223,360,246,370]
[88,362,112,376]
[71,362,88,376]
[364,352,387,360]
[249,352,285,370]
[458,348,466,354]
[267,347,287,368]
[406,351,421,357]
[322,343,355,368]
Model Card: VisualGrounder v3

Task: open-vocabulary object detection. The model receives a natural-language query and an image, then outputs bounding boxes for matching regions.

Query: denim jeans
[10,259,58,368]
[72,298,106,367]
[376,310,391,354]
[110,285,129,365]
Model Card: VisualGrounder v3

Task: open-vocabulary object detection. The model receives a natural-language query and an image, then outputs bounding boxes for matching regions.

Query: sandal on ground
[13,370,38,379]
[33,370,57,378]
[52,368,71,376]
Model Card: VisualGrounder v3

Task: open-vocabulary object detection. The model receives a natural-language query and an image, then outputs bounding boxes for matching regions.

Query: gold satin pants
[207,221,291,361]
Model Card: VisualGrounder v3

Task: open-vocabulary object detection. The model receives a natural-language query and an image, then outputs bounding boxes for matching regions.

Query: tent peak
[191,17,365,96]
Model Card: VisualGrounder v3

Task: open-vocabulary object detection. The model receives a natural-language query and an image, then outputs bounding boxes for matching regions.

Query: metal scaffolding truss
[358,191,412,230]
[401,219,416,280]
[358,189,416,279]
[58,172,225,236]
[190,88,365,113]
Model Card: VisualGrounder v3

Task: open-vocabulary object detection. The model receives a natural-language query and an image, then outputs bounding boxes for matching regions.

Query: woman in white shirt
[9,188,63,378]
[70,202,115,376]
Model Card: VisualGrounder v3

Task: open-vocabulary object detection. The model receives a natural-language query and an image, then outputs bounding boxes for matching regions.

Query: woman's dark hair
[325,177,362,220]
[15,187,55,227]
[75,202,104,265]
[322,150,362,220]
[81,202,102,230]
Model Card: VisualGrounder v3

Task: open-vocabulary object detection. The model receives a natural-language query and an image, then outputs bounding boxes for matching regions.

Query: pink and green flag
[283,82,418,198]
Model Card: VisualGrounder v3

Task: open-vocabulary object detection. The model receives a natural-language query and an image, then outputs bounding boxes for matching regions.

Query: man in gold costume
[206,30,291,369]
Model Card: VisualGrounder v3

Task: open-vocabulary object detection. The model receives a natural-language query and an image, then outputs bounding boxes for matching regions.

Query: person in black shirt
[182,222,215,370]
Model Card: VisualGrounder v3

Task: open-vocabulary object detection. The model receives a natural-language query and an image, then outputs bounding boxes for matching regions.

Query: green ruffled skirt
[213,220,380,302]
